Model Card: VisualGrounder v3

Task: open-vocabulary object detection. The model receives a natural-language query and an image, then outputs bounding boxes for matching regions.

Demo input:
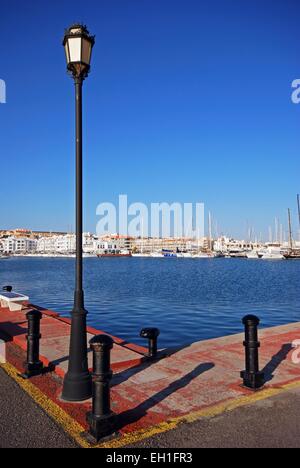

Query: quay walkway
[0,302,300,448]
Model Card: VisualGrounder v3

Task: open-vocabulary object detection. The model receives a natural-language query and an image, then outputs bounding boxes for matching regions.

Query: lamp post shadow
[114,362,215,431]
[112,342,194,388]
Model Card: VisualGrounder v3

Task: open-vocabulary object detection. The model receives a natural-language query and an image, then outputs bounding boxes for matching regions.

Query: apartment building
[0,237,37,253]
[36,233,95,253]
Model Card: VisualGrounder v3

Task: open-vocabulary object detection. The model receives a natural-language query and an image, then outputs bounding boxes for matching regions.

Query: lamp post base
[61,297,92,402]
[61,371,92,402]
[240,370,265,390]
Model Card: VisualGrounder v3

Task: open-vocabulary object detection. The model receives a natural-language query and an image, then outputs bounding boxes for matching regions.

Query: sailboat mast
[275,217,279,243]
[208,211,212,251]
[288,208,293,250]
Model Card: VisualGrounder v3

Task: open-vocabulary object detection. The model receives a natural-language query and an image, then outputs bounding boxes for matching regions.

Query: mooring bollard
[2,285,12,292]
[86,335,115,442]
[241,315,265,390]
[140,327,160,357]
[22,310,43,379]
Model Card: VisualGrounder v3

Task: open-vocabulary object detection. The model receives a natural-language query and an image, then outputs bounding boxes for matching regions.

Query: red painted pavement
[0,303,147,378]
[1,303,300,438]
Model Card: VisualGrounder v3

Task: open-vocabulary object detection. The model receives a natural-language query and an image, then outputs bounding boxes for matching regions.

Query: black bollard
[2,286,12,292]
[140,328,160,358]
[86,335,115,442]
[22,310,43,379]
[240,315,264,390]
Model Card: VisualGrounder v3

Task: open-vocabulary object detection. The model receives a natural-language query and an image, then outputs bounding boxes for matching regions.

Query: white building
[36,233,95,254]
[36,235,75,253]
[0,237,15,253]
[36,236,57,252]
[213,236,262,253]
[55,234,76,253]
[95,240,120,254]
[0,237,37,253]
[83,233,96,253]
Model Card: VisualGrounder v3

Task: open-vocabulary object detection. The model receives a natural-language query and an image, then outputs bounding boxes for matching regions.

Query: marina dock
[0,301,300,448]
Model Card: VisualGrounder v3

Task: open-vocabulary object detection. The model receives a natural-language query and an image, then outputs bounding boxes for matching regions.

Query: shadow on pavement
[112,342,193,388]
[262,343,292,383]
[115,362,215,431]
[0,321,27,340]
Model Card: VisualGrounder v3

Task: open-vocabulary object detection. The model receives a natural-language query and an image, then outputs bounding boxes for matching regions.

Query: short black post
[241,315,264,390]
[2,286,12,292]
[86,335,115,442]
[22,310,43,379]
[140,328,160,357]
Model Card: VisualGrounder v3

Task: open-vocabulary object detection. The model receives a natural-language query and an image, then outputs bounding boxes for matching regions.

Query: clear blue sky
[1,0,299,239]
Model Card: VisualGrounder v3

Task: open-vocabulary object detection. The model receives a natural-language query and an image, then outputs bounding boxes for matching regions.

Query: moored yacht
[283,250,300,259]
[150,251,164,258]
[259,243,284,260]
[132,253,151,258]
[176,251,193,258]
[229,249,247,258]
[246,250,259,259]
[162,249,177,258]
[261,252,285,260]
[260,248,284,260]
[192,252,214,258]
[97,249,132,258]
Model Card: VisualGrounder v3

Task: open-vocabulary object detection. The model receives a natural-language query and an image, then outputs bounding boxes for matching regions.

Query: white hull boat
[132,253,151,258]
[246,251,259,259]
[192,252,214,259]
[261,253,285,260]
[176,252,193,258]
[150,252,164,258]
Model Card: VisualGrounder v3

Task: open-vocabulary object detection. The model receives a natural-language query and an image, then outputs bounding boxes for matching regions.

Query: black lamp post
[61,24,95,402]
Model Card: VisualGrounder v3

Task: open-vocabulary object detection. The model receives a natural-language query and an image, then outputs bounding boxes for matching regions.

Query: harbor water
[0,257,299,348]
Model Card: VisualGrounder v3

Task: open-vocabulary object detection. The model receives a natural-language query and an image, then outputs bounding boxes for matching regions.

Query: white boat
[261,252,285,260]
[192,252,213,259]
[150,252,164,258]
[132,253,151,258]
[175,252,193,258]
[260,246,285,260]
[229,249,247,258]
[181,252,193,258]
[246,251,259,259]
[162,250,177,258]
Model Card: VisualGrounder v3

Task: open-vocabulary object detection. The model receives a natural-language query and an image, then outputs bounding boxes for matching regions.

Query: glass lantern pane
[68,37,82,62]
[81,38,92,66]
[64,43,70,64]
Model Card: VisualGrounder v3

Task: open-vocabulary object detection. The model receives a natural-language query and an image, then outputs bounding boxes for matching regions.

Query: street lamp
[61,24,95,402]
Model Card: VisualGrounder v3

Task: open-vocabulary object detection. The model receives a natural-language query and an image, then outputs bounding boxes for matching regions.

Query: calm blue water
[0,257,299,348]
